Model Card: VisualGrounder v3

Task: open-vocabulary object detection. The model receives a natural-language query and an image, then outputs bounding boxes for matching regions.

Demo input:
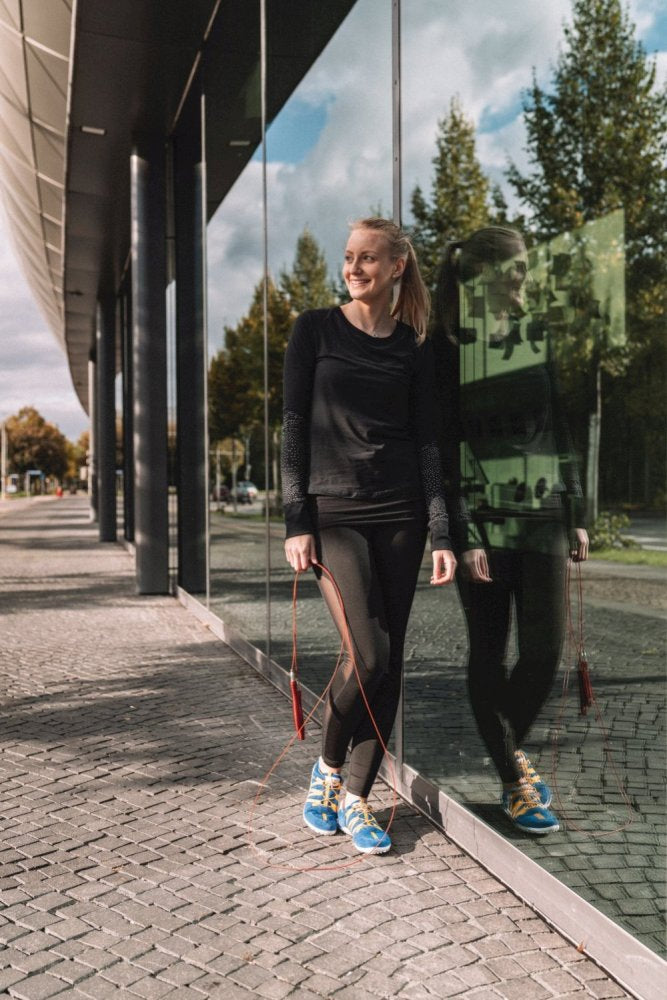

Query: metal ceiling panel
[24,43,69,129]
[0,20,29,108]
[38,176,63,222]
[0,92,33,163]
[21,0,72,56]
[0,0,20,30]
[32,125,65,185]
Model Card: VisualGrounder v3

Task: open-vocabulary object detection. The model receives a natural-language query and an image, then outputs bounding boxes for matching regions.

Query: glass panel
[266,0,394,723]
[401,0,665,957]
[204,3,268,652]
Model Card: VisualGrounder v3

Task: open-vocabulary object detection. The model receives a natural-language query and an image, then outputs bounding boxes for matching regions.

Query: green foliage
[507,0,667,504]
[208,277,293,445]
[280,228,338,314]
[588,510,638,550]
[590,547,666,566]
[5,406,69,480]
[210,229,338,451]
[410,97,493,290]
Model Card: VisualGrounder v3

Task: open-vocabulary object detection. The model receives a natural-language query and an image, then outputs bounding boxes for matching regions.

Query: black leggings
[315,518,426,797]
[457,546,567,785]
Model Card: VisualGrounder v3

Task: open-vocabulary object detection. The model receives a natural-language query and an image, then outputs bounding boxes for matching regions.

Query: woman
[281,217,456,854]
[433,226,589,836]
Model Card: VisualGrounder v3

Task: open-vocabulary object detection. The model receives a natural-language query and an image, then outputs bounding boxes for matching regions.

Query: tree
[208,277,293,488]
[65,432,88,484]
[507,0,667,512]
[410,97,492,290]
[5,406,68,481]
[280,228,337,315]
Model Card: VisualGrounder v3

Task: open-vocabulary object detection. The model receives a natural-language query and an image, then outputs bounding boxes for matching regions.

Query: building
[0,3,663,997]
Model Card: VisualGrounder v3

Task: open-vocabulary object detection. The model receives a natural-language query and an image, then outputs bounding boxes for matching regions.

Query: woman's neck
[342,299,395,337]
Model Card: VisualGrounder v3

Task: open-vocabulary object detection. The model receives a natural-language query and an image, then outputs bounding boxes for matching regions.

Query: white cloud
[0,205,87,439]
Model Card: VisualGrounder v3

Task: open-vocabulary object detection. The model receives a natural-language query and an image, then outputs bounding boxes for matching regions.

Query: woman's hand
[285,533,317,572]
[462,548,492,582]
[430,549,457,586]
[569,528,589,562]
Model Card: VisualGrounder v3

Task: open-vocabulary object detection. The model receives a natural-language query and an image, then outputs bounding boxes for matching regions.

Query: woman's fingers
[571,528,589,562]
[430,549,457,585]
[462,548,492,582]
[284,534,317,572]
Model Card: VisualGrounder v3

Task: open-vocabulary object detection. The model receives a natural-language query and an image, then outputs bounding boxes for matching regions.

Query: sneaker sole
[339,821,391,854]
[303,811,339,836]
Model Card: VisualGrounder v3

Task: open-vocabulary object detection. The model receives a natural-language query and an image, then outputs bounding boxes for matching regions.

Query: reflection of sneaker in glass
[303,759,342,836]
[338,799,391,854]
[502,780,560,835]
[515,750,551,807]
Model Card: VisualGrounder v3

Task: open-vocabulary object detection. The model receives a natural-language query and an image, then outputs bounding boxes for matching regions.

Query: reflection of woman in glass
[433,226,589,835]
[282,218,457,854]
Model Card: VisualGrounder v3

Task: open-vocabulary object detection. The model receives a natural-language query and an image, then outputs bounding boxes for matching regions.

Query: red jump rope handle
[577,652,593,716]
[290,675,306,740]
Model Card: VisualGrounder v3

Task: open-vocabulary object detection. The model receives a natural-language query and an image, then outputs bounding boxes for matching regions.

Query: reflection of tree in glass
[410,97,505,292]
[506,0,667,507]
[209,229,338,491]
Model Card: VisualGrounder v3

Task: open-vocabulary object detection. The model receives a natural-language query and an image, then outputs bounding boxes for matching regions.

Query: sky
[1,0,665,442]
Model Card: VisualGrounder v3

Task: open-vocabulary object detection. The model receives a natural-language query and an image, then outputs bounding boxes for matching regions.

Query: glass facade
[129,0,664,969]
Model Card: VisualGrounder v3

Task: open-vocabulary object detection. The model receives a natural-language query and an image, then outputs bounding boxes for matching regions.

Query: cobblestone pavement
[0,497,642,999]
[208,514,666,957]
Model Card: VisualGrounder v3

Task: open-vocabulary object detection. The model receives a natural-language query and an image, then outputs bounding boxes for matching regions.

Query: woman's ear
[393,257,407,279]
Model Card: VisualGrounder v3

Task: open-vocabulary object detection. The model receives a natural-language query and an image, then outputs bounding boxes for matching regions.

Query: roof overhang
[0,0,356,415]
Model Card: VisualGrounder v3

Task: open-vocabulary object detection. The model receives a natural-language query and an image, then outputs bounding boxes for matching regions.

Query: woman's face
[342,228,404,306]
[482,247,528,314]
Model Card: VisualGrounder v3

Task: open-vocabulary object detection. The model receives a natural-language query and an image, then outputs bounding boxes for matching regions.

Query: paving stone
[0,499,642,1000]
[6,971,70,999]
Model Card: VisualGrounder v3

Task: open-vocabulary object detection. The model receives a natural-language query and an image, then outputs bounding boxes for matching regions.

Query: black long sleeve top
[281,307,452,551]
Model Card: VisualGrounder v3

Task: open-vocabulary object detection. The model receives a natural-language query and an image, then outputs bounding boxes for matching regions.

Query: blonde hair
[349,217,430,343]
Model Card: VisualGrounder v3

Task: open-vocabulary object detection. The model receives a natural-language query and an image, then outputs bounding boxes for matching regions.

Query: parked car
[211,484,230,503]
[234,480,258,504]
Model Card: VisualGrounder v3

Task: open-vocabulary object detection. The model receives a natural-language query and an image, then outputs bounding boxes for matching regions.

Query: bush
[588,511,639,551]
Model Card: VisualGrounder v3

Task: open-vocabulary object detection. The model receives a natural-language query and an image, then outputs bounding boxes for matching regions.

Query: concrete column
[96,297,117,542]
[173,96,207,593]
[131,139,169,594]
[88,358,98,523]
[121,288,135,542]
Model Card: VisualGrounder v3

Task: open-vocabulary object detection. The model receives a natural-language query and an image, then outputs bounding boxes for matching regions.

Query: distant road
[627,514,667,551]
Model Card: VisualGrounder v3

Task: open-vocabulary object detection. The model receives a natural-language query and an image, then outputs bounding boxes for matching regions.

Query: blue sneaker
[502,780,560,835]
[338,799,391,854]
[515,750,551,807]
[303,760,342,836]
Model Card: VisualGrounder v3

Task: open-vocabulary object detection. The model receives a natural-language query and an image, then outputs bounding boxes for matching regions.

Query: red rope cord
[247,562,399,871]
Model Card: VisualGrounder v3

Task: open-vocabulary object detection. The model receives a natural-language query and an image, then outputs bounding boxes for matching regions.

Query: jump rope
[248,557,634,869]
[247,561,398,871]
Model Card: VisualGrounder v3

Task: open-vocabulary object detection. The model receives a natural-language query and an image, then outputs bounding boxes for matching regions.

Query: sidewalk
[0,497,635,1000]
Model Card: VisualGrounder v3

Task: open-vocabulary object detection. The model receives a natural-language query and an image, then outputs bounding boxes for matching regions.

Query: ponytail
[349,217,430,343]
[392,242,430,344]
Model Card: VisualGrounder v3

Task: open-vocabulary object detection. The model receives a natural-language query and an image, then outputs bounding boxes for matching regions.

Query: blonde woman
[282,218,456,854]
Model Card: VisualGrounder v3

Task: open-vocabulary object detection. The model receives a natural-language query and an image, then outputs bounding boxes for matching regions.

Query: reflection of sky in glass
[207,0,666,333]
[253,98,332,164]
